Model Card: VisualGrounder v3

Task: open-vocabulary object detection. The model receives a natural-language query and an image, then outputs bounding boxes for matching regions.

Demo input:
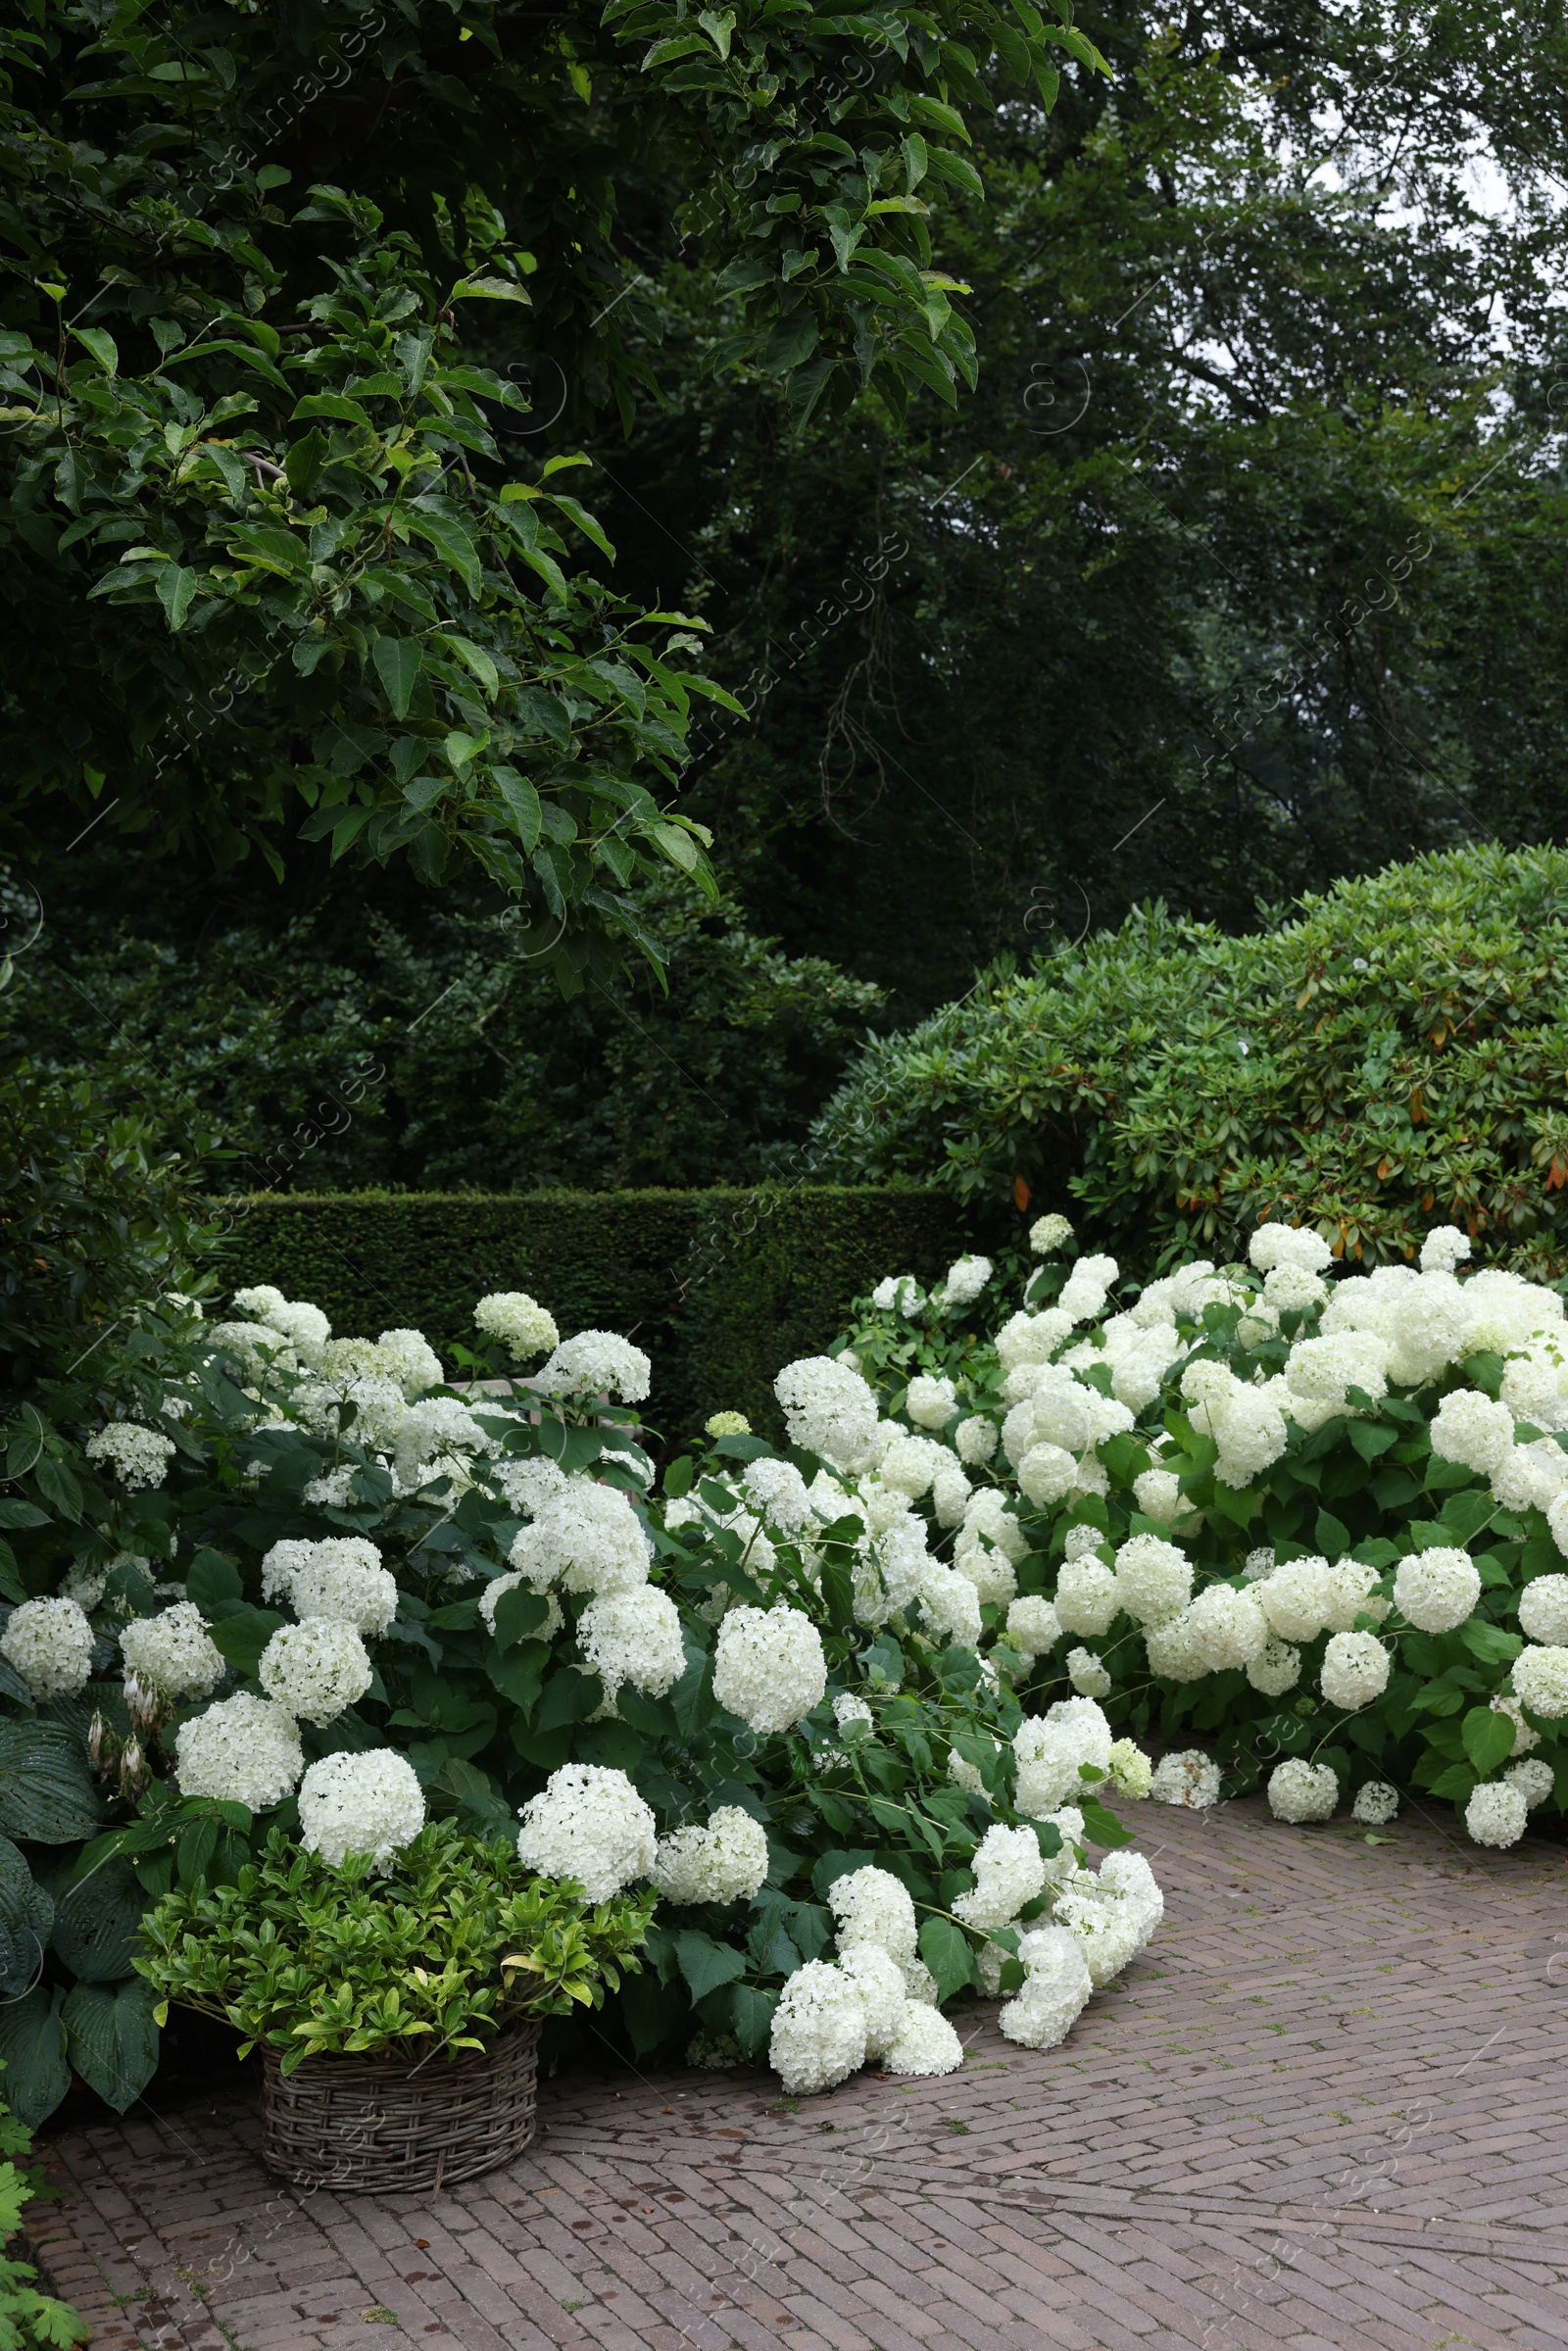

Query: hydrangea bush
[0,1281,1165,2118]
[836,1216,1568,1846]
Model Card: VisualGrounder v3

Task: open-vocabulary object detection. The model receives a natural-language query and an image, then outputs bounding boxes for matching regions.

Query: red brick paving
[31,1792,1568,2351]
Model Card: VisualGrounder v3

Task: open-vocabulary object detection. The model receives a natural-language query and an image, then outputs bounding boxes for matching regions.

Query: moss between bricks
[211,1187,976,1443]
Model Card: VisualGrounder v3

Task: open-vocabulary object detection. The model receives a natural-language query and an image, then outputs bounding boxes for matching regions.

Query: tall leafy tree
[0,0,1094,987]
[589,0,1568,1011]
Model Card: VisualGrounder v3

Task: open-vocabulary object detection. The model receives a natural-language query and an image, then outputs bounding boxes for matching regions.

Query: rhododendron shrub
[835,1215,1568,1851]
[0,1274,1166,2117]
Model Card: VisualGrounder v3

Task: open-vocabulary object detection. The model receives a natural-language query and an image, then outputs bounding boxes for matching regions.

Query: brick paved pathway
[33,1793,1568,2351]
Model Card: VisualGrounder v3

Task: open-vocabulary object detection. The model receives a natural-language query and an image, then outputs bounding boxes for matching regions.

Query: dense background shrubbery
[810,847,1568,1275]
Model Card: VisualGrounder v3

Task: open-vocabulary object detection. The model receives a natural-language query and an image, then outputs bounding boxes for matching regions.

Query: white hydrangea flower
[1144,1609,1209,1684]
[917,1562,984,1648]
[476,1571,562,1642]
[516,1763,657,1900]
[1054,1556,1119,1637]
[996,1310,1074,1373]
[1518,1574,1568,1645]
[938,1254,993,1310]
[1005,1594,1060,1663]
[930,1461,973,1530]
[1263,1261,1328,1314]
[871,1274,923,1314]
[826,1865,917,1964]
[902,1374,956,1431]
[0,1596,93,1699]
[1504,1757,1555,1809]
[119,1603,223,1701]
[510,1483,649,1595]
[1098,1848,1164,1945]
[712,1605,825,1734]
[1132,1468,1184,1524]
[882,2001,964,2077]
[1430,1389,1517,1477]
[258,1620,371,1726]
[1352,1781,1399,1826]
[60,1564,106,1611]
[1491,1439,1568,1514]
[952,1527,1016,1610]
[1393,1547,1480,1634]
[1512,1644,1568,1719]
[1029,1213,1074,1255]
[1492,1691,1540,1755]
[1185,1584,1268,1671]
[1247,1638,1302,1697]
[492,1455,570,1519]
[303,1465,357,1508]
[1323,1558,1388,1633]
[1420,1225,1472,1275]
[577,1586,684,1698]
[1053,1881,1143,1989]
[395,1396,485,1484]
[998,1924,1093,2050]
[1283,1331,1391,1416]
[1465,1781,1527,1848]
[769,1960,866,2093]
[299,1750,425,1869]
[229,1289,328,1364]
[955,1415,999,1465]
[878,1432,949,1498]
[1014,1696,1111,1816]
[1250,1223,1333,1276]
[1016,1442,1076,1509]
[1256,1556,1334,1642]
[1321,1631,1391,1711]
[736,1456,813,1537]
[474,1292,560,1363]
[838,1942,907,2065]
[652,1806,769,1905]
[1113,1534,1193,1628]
[259,1539,318,1606]
[1244,1546,1275,1581]
[852,1514,931,1627]
[1107,1739,1152,1799]
[289,1539,398,1638]
[1267,1758,1338,1822]
[953,1823,1048,1934]
[1063,1523,1106,1560]
[775,1355,880,1472]
[1149,1749,1221,1807]
[961,1492,1027,1561]
[174,1692,303,1807]
[1066,1646,1112,1697]
[84,1424,175,1492]
[372,1328,444,1396]
[538,1330,652,1404]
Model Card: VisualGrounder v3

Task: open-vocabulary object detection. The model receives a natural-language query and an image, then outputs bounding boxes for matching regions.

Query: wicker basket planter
[260,2018,541,2193]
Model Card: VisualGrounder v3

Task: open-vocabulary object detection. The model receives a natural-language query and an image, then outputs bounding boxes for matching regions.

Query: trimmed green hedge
[212,1187,976,1439]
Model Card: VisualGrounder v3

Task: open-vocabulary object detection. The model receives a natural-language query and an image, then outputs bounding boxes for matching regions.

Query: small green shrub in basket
[135,1820,653,2073]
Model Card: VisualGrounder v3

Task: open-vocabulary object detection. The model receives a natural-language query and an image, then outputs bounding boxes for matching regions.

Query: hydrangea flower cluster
[119,1604,224,1702]
[174,1693,305,1807]
[712,1605,826,1734]
[84,1424,175,1492]
[652,1807,770,1904]
[0,1597,94,1699]
[258,1620,372,1725]
[299,1750,427,1868]
[515,1764,657,1902]
[474,1292,561,1362]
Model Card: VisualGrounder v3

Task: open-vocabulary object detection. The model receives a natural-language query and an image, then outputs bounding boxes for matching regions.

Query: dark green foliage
[811,845,1568,1274]
[217,1185,974,1437]
[137,1823,654,2072]
[3,863,884,1195]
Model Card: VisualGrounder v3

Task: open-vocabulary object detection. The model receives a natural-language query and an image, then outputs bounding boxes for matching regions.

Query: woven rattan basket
[260,2018,541,2193]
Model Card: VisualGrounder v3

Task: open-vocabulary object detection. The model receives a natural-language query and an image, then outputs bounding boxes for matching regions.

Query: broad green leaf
[0,1723,99,1842]
[206,1605,286,1677]
[373,636,422,720]
[0,1986,69,2126]
[729,1982,778,2060]
[674,1931,746,2002]
[918,1915,975,2001]
[185,1549,243,1618]
[1460,1707,1518,1777]
[0,1836,52,1997]
[62,1979,160,2115]
[50,1851,145,1982]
